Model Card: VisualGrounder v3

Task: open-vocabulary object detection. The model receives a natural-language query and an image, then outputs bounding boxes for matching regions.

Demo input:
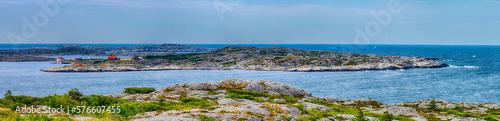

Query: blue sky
[1,0,499,45]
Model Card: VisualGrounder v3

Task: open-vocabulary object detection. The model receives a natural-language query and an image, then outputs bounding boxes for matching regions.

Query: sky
[0,0,500,45]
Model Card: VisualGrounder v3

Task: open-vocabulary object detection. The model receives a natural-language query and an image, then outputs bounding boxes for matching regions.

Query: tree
[381,111,394,121]
[352,101,368,121]
[68,88,83,102]
[427,97,437,111]
[4,90,11,97]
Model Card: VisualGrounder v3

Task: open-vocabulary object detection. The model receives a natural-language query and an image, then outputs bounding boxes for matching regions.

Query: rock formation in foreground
[109,79,499,121]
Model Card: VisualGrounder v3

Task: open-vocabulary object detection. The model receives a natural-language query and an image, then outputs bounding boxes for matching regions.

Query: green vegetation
[0,110,73,121]
[2,87,498,121]
[68,88,83,102]
[351,102,368,121]
[224,89,299,104]
[427,97,437,111]
[222,62,237,67]
[381,111,394,121]
[3,90,11,99]
[303,100,415,121]
[179,97,215,107]
[0,88,219,120]
[245,111,264,118]
[143,53,201,60]
[123,87,155,94]
[402,100,500,121]
[197,114,214,121]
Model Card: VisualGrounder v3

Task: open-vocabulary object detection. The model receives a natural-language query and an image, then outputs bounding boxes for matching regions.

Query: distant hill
[0,43,215,56]
[142,46,448,71]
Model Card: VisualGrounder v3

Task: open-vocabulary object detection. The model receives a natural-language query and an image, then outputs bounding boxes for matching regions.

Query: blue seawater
[0,44,498,104]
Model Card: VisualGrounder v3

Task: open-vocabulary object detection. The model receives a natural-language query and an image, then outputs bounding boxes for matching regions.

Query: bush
[198,114,214,121]
[42,94,79,109]
[485,116,499,121]
[114,102,162,117]
[4,95,42,106]
[81,94,121,106]
[123,87,155,94]
[179,97,215,107]
[293,103,306,114]
[446,110,473,117]
[68,88,83,102]
[352,101,368,121]
[0,99,14,108]
[4,90,11,97]
[381,111,393,121]
[427,97,437,111]
[0,110,61,121]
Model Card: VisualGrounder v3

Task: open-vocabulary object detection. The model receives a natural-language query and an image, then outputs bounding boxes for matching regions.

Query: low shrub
[4,95,42,106]
[198,114,214,121]
[81,94,121,106]
[114,102,162,117]
[179,97,215,107]
[123,87,155,94]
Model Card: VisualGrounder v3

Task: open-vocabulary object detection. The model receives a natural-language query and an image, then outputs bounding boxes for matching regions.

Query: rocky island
[41,46,448,72]
[1,79,499,121]
[0,43,214,62]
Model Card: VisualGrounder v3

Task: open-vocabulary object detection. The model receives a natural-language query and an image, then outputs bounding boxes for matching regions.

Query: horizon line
[0,43,500,46]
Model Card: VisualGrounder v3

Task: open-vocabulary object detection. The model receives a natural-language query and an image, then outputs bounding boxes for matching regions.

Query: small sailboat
[473,55,476,57]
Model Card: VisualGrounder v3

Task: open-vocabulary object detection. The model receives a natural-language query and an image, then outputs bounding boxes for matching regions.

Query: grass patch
[245,111,264,118]
[304,100,416,121]
[179,97,215,107]
[198,114,214,121]
[224,89,300,104]
[0,110,73,121]
[123,87,155,94]
[0,89,218,120]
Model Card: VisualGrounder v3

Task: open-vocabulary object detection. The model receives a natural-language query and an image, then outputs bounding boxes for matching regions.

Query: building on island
[120,58,132,61]
[56,57,64,62]
[75,58,82,61]
[108,56,118,60]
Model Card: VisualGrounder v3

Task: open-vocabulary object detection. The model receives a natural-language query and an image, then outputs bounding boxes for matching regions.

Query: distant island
[0,43,214,62]
[41,45,448,72]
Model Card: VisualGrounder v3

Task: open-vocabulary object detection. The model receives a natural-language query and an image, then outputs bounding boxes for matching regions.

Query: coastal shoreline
[41,63,449,73]
[119,78,499,121]
[2,78,497,121]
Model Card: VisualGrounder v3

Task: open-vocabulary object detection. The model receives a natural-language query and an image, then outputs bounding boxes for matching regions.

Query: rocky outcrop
[387,106,419,117]
[159,78,312,98]
[101,79,499,121]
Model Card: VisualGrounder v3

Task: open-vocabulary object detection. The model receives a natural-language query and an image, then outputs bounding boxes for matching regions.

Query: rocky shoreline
[41,46,449,72]
[111,78,499,121]
[2,78,498,121]
[41,61,448,72]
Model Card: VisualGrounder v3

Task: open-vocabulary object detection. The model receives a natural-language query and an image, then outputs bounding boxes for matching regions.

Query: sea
[0,44,498,104]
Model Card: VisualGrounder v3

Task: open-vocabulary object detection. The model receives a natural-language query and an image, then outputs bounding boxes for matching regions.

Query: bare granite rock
[387,106,419,117]
[301,102,332,112]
